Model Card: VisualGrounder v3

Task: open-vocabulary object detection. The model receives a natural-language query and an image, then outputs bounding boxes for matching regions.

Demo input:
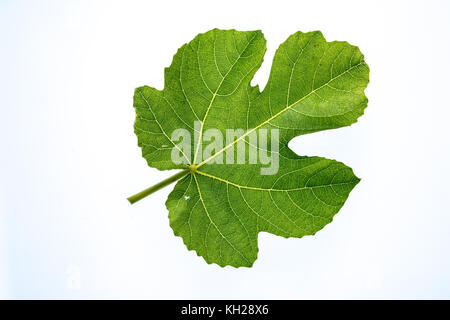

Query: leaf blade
[134,29,369,267]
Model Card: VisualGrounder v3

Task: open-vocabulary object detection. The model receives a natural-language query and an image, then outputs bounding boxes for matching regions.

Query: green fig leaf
[132,29,369,267]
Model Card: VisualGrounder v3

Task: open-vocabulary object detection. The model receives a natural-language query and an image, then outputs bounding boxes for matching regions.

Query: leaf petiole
[127,168,190,204]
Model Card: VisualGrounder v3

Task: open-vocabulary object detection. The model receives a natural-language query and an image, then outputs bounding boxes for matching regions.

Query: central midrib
[192,32,259,164]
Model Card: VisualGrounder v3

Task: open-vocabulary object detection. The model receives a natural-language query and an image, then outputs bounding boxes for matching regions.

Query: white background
[1,0,450,299]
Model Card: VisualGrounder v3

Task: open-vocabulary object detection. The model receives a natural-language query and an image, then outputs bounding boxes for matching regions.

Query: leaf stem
[127,168,190,204]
